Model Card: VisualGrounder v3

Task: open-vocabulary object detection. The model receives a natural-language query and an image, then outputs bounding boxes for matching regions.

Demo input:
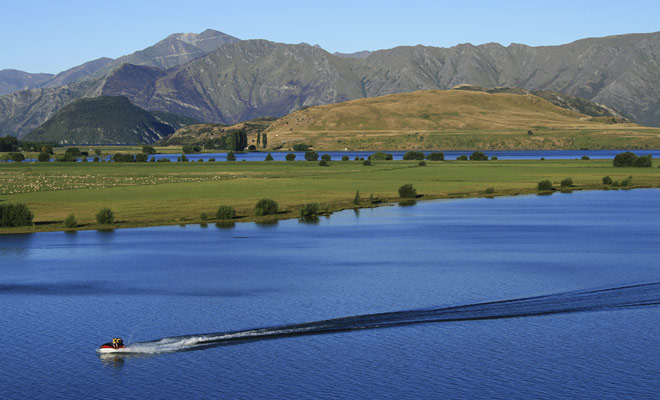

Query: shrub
[363,160,372,166]
[94,149,102,156]
[485,187,495,194]
[182,145,201,154]
[95,208,114,224]
[216,205,236,220]
[255,199,279,216]
[0,203,34,227]
[321,154,331,161]
[37,152,50,162]
[354,156,360,161]
[135,153,148,162]
[582,155,590,160]
[613,151,637,167]
[179,154,188,162]
[285,153,296,161]
[64,214,77,229]
[426,152,444,161]
[65,147,81,157]
[470,151,488,161]
[537,180,554,191]
[620,176,633,187]
[293,143,310,151]
[633,155,652,168]
[8,152,25,162]
[208,158,215,162]
[527,130,533,135]
[319,159,328,166]
[418,161,426,166]
[81,156,88,162]
[305,150,319,161]
[602,176,613,185]
[398,183,417,198]
[156,158,171,163]
[369,194,382,204]
[369,152,393,160]
[93,157,100,162]
[265,153,274,161]
[353,190,360,205]
[457,155,468,160]
[342,155,349,161]
[142,146,156,154]
[560,178,573,188]
[226,151,236,161]
[200,212,208,221]
[403,151,425,160]
[113,153,135,162]
[491,156,498,161]
[299,202,320,217]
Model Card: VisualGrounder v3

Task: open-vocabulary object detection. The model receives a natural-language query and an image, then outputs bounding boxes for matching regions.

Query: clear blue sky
[2,0,659,73]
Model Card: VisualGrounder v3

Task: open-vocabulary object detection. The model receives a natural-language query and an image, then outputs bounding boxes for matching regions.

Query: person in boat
[112,337,124,349]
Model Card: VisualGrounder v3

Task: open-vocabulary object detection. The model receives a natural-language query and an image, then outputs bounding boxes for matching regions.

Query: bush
[208,158,215,162]
[255,199,279,216]
[319,159,328,166]
[156,158,171,163]
[491,156,498,161]
[95,208,114,224]
[182,145,201,154]
[93,157,100,162]
[485,187,495,194]
[226,151,236,161]
[457,155,468,160]
[113,153,135,162]
[299,202,320,217]
[265,153,274,161]
[602,176,613,185]
[65,147,81,157]
[9,152,25,162]
[403,151,425,160]
[418,161,426,166]
[426,152,444,161]
[342,155,349,161]
[37,152,50,162]
[64,214,77,229]
[285,153,296,161]
[613,151,637,167]
[369,194,382,204]
[305,150,319,161]
[216,205,236,220]
[537,180,554,191]
[633,155,652,168]
[560,178,573,187]
[398,183,417,198]
[363,160,372,166]
[0,203,34,227]
[582,155,590,160]
[293,143,310,151]
[470,151,488,161]
[620,176,633,187]
[321,154,331,161]
[354,156,360,161]
[200,212,208,221]
[136,153,148,162]
[94,149,103,156]
[179,154,188,162]
[369,151,393,160]
[142,146,156,154]
[353,190,360,205]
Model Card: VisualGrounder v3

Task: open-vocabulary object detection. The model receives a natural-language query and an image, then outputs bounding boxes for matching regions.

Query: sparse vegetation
[142,146,156,154]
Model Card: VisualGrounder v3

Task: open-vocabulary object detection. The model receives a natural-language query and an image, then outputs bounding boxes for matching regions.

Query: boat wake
[102,282,660,357]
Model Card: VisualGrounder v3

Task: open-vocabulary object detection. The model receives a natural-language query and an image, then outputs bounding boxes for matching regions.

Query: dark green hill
[24,96,198,144]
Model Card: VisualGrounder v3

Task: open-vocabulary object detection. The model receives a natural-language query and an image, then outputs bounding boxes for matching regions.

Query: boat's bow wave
[103,282,660,356]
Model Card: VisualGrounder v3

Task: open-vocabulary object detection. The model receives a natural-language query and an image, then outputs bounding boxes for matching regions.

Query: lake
[83,149,660,163]
[1,189,659,399]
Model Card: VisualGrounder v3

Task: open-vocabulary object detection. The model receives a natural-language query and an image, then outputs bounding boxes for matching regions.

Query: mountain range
[2,29,660,140]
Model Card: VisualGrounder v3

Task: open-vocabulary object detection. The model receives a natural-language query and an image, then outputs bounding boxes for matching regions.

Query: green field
[1,159,659,233]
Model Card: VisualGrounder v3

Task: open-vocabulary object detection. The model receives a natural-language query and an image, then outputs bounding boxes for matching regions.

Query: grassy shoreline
[1,159,659,234]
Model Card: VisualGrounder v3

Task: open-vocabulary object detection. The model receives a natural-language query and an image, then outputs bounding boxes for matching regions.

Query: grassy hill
[25,96,198,144]
[261,89,660,150]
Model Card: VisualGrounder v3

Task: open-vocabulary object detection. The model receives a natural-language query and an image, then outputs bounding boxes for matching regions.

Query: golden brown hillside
[261,89,660,150]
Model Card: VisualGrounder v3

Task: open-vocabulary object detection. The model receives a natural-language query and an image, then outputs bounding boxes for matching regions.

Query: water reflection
[398,200,417,207]
[255,219,279,227]
[215,222,235,229]
[353,208,360,217]
[298,216,320,225]
[199,223,208,228]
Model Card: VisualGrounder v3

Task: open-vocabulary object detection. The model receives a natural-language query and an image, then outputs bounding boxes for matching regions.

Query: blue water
[1,190,660,399]
[26,149,657,163]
